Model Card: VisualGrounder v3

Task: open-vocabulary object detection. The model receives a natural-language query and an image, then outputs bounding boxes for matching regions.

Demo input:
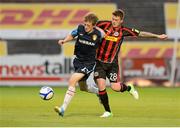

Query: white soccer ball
[39,86,54,100]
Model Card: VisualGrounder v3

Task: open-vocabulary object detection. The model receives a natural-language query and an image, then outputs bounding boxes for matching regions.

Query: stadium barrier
[0,41,179,86]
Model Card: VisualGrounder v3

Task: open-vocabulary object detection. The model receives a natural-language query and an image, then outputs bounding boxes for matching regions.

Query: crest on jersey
[113,32,119,36]
[92,34,97,41]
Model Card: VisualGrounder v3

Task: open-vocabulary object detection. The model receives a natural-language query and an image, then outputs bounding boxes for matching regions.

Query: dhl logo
[105,36,118,42]
[164,3,180,29]
[0,9,89,29]
[0,4,116,29]
[120,41,180,58]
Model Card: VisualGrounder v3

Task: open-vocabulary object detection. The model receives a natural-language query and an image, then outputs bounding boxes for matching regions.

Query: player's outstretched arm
[58,34,74,45]
[139,31,168,40]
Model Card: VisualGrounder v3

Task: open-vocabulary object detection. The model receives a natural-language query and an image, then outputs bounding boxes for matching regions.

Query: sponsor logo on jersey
[105,36,118,42]
[79,39,95,46]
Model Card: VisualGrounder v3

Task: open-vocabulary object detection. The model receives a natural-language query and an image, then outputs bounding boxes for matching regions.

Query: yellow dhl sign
[105,36,118,42]
[120,41,180,58]
[164,3,180,29]
[0,40,7,56]
[0,4,116,29]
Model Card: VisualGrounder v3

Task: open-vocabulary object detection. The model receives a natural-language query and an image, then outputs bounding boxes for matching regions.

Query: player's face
[84,21,94,33]
[112,15,123,27]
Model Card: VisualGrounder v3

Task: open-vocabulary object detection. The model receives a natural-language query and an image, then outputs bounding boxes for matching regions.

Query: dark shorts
[94,60,120,83]
[73,58,96,81]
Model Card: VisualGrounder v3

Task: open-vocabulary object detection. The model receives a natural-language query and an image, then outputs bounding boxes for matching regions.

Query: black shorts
[94,60,120,83]
[73,58,96,81]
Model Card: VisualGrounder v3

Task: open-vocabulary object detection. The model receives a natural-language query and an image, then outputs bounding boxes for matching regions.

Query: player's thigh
[94,61,106,80]
[69,73,85,86]
[74,58,95,78]
[73,58,94,79]
[107,63,120,83]
[94,61,108,90]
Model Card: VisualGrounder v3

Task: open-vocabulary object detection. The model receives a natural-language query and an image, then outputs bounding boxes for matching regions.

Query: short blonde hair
[84,12,99,26]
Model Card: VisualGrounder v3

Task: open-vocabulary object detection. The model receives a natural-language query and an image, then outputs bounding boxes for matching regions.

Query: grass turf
[0,86,180,127]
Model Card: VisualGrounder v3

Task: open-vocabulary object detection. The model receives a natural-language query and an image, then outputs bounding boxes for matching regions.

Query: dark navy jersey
[71,24,102,63]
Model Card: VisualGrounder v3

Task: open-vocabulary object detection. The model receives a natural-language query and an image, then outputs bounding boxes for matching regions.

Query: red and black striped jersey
[96,20,140,63]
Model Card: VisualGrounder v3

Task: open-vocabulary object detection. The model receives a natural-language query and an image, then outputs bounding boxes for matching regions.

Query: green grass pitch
[0,86,180,127]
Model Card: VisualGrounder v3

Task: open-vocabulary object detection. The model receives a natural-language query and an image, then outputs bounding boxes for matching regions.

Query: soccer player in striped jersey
[94,9,168,117]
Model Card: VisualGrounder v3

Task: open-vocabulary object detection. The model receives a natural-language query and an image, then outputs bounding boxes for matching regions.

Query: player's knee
[68,80,74,86]
[68,78,78,87]
[111,84,120,92]
[97,84,106,91]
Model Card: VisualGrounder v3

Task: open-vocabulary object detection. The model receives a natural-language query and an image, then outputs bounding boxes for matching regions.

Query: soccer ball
[39,86,54,100]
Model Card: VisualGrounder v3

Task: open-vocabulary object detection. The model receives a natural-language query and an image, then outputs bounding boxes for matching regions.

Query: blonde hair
[84,12,99,26]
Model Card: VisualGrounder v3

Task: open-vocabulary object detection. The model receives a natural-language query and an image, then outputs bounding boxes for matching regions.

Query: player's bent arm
[58,34,74,45]
[139,31,168,40]
[58,28,78,45]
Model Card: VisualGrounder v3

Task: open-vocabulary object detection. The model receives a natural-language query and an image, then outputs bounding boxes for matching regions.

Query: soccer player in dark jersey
[94,9,168,117]
[54,13,103,117]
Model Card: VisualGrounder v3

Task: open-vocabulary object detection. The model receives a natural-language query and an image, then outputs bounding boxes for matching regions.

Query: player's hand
[157,34,168,40]
[58,40,64,45]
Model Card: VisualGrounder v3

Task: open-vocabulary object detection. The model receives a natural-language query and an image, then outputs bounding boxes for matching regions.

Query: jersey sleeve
[96,21,104,26]
[71,28,78,38]
[122,27,140,37]
[96,20,110,29]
